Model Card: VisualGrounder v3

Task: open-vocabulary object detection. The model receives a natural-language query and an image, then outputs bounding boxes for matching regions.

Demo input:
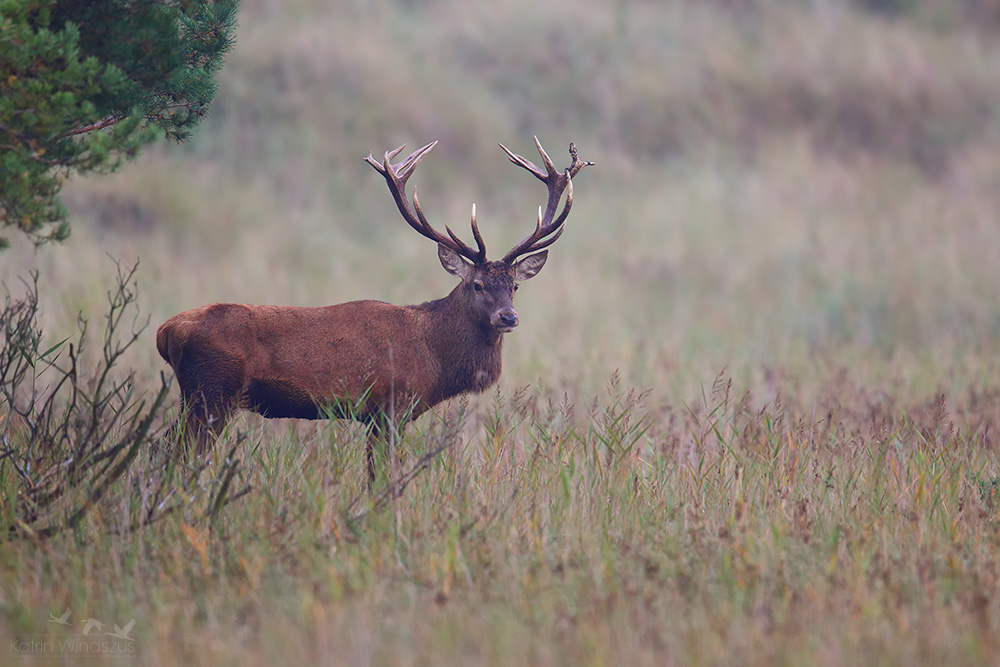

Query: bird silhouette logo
[45,609,138,643]
[106,620,136,641]
[48,608,71,625]
[80,619,105,635]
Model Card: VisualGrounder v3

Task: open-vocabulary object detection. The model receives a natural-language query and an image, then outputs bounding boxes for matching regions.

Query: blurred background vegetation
[4,0,1000,406]
[4,3,1000,662]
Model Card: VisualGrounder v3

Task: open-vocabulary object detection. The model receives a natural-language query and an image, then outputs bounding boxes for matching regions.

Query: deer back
[156,287,509,422]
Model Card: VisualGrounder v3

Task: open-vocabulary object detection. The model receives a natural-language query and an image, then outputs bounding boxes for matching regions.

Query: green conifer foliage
[0,0,238,248]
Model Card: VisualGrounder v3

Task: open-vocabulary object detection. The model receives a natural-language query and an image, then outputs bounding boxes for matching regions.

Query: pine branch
[58,114,126,138]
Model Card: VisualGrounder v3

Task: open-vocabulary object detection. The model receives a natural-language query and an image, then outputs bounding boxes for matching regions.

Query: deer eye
[473,280,484,292]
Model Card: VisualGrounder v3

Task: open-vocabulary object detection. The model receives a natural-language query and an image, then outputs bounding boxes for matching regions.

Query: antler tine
[529,177,574,247]
[502,139,592,263]
[445,204,487,260]
[503,177,574,262]
[413,188,485,262]
[396,142,437,180]
[470,203,487,257]
[385,143,409,162]
[524,205,543,244]
[364,142,419,174]
[499,142,546,180]
[525,216,567,253]
[365,141,486,263]
[532,135,559,177]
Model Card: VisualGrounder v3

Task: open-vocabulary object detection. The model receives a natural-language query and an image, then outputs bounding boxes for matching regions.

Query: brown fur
[157,259,525,481]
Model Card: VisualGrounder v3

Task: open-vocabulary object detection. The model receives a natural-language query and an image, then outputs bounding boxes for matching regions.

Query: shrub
[0,261,169,538]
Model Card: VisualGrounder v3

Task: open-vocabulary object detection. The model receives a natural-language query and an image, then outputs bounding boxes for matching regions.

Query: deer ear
[438,244,474,280]
[513,251,548,281]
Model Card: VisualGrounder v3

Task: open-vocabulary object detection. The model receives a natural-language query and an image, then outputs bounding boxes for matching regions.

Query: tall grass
[3,370,998,664]
[2,0,1000,663]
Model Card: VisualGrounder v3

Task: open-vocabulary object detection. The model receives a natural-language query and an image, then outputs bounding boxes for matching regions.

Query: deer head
[365,137,593,335]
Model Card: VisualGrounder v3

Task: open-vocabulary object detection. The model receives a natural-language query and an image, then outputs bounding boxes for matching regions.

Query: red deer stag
[156,138,592,482]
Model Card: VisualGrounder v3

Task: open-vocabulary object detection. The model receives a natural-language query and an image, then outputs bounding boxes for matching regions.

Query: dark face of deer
[438,245,548,334]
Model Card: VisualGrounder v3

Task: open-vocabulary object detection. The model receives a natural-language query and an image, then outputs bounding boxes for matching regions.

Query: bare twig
[0,263,189,540]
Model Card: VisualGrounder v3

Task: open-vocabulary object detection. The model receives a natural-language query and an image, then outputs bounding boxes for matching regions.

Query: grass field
[3,0,1000,664]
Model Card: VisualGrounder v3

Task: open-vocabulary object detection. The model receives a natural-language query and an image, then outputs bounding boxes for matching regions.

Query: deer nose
[495,309,519,331]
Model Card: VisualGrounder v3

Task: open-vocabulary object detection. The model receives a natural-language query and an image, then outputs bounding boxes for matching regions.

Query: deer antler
[365,142,487,263]
[499,137,593,264]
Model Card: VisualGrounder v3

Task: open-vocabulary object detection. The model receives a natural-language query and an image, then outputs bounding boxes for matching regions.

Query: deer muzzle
[493,308,519,333]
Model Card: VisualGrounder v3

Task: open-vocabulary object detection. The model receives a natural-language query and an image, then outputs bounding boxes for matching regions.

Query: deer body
[157,289,507,425]
[158,138,591,482]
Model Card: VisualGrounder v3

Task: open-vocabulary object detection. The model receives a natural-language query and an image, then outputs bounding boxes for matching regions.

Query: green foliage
[0,0,238,248]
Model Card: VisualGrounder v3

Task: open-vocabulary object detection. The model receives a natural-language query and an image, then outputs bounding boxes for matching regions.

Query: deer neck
[415,287,504,399]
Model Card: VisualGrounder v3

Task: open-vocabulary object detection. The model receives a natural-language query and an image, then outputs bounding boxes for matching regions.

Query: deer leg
[365,412,407,491]
[365,431,377,491]
[174,390,232,457]
[172,350,245,457]
[365,414,387,491]
[187,395,231,456]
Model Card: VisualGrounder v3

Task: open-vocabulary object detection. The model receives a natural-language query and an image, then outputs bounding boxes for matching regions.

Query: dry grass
[3,0,1000,663]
